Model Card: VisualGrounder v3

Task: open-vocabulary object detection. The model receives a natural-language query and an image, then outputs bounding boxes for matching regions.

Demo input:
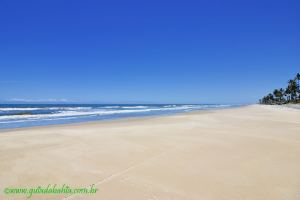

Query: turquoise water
[0,104,237,129]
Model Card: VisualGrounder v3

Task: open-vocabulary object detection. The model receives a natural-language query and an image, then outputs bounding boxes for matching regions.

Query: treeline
[259,73,300,105]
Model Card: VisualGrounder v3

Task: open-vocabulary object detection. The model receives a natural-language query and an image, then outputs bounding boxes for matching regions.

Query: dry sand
[0,105,299,200]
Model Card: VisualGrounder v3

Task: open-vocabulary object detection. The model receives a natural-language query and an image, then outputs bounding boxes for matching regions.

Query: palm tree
[267,93,274,104]
[273,89,280,103]
[259,72,299,104]
[273,88,284,104]
[288,79,297,101]
[295,73,300,100]
[295,73,300,86]
[285,87,291,102]
[279,88,285,103]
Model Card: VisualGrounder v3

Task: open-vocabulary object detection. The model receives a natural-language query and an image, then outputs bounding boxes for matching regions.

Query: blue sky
[0,0,299,104]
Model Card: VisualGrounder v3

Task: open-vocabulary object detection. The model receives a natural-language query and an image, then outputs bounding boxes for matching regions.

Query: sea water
[0,104,237,129]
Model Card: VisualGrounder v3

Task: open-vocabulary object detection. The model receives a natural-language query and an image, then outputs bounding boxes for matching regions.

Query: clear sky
[0,0,299,104]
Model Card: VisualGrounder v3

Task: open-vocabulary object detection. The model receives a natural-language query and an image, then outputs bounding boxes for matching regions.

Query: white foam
[0,105,234,124]
[121,106,149,109]
[0,107,92,111]
[0,108,42,111]
[163,105,176,108]
[0,106,190,121]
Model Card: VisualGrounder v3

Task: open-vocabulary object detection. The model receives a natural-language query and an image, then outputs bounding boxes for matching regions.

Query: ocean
[0,104,236,129]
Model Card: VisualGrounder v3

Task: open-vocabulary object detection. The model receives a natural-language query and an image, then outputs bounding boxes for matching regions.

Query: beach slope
[0,105,299,200]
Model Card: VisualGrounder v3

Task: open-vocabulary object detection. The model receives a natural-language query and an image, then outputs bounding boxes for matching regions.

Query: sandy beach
[0,105,300,200]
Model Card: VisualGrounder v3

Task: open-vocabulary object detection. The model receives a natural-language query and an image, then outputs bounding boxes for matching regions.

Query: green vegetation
[259,73,300,105]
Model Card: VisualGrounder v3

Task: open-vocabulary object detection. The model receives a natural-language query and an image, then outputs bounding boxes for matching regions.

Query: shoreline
[0,104,245,133]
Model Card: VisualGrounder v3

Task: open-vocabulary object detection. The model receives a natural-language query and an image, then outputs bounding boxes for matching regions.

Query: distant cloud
[8,98,69,103]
